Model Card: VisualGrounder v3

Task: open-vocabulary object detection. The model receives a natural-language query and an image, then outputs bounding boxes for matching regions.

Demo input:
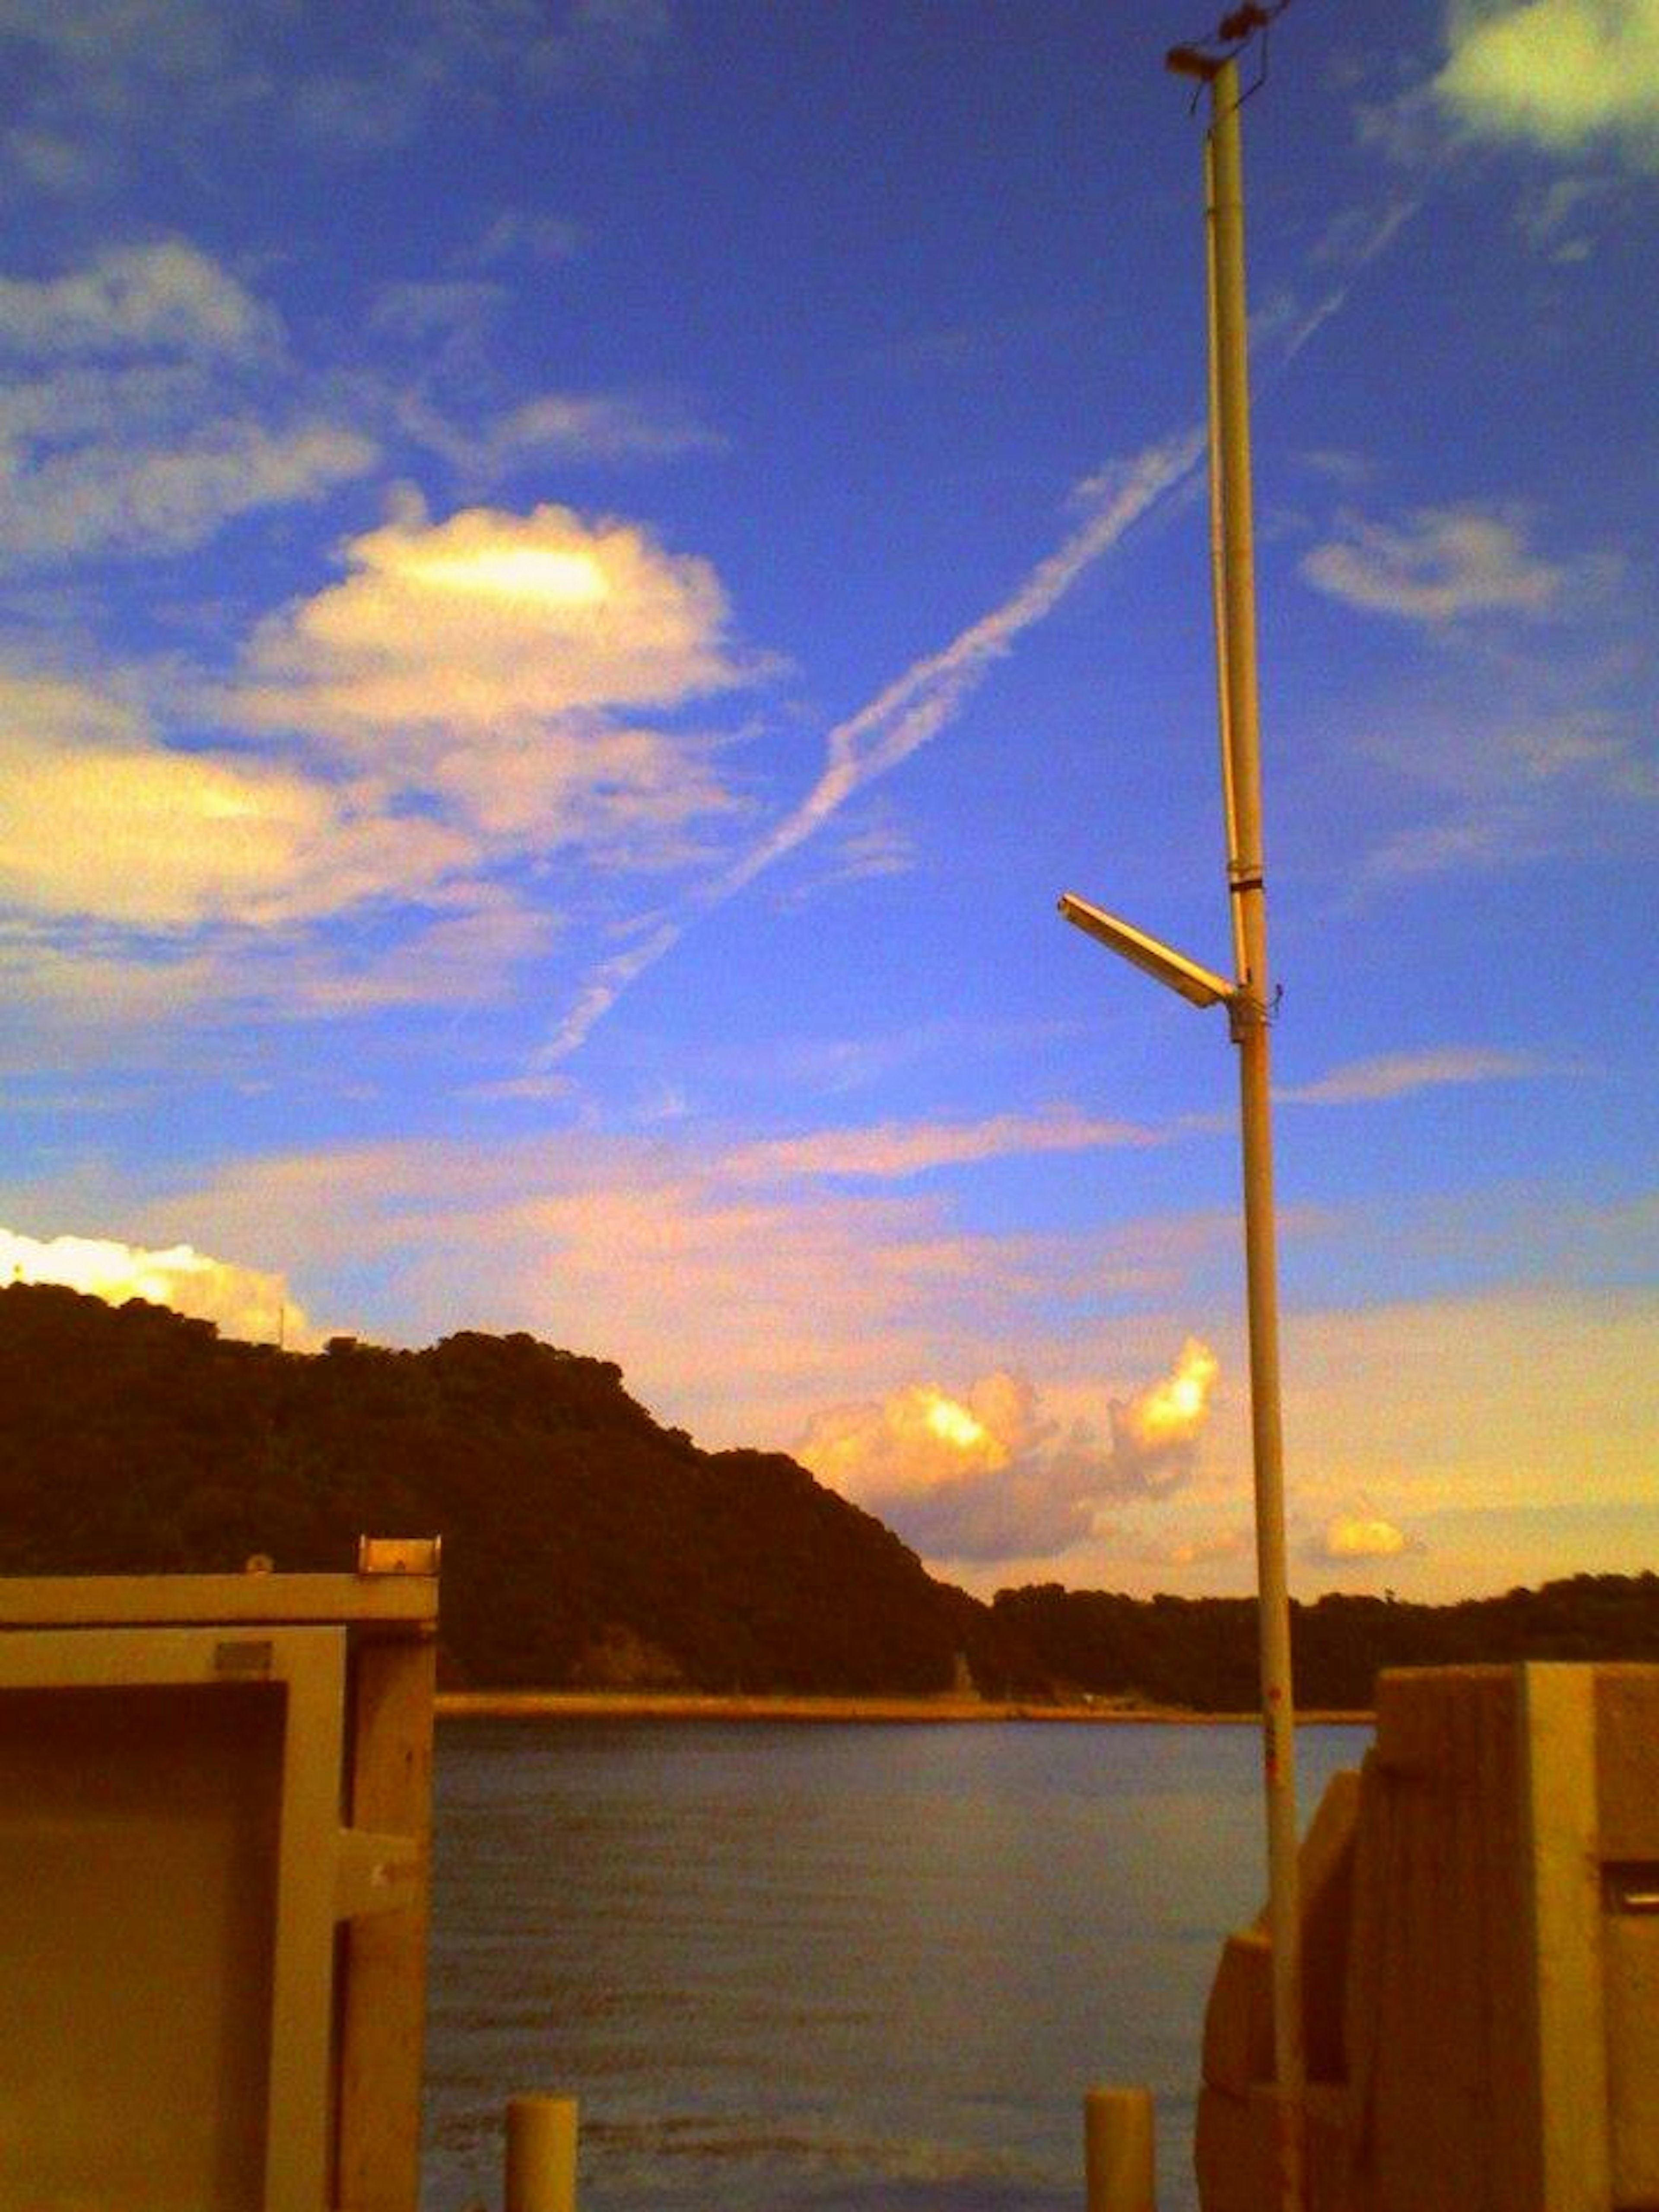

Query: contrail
[535,422,1205,1064]
[537,917,684,1065]
[723,426,1206,894]
[1277,191,1423,365]
[534,180,1426,1067]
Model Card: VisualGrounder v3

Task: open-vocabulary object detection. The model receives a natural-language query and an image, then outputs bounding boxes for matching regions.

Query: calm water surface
[422,1720,1367,2212]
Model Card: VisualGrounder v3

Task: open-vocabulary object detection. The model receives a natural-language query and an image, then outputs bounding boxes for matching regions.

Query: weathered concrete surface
[1196,1663,1659,2212]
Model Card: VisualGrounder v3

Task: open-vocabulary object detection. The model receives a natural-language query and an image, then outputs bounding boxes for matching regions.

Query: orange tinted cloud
[0,676,471,928]
[1316,1512,1414,1561]
[795,1343,1221,1564]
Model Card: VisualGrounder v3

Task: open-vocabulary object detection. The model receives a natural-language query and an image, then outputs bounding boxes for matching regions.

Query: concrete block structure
[0,1551,438,2212]
[1198,1664,1659,2212]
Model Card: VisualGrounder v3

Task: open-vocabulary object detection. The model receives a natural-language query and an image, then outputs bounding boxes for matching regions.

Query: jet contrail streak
[534,177,1425,1067]
[535,422,1205,1064]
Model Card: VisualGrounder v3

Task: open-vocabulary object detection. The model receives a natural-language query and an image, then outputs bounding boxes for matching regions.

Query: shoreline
[436,1690,1373,1726]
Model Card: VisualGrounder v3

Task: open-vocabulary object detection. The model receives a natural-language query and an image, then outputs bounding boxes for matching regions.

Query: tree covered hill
[3,1282,1655,1702]
[0,1281,995,1691]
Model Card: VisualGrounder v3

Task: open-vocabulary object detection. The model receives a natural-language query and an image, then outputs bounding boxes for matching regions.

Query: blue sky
[1,0,1654,1600]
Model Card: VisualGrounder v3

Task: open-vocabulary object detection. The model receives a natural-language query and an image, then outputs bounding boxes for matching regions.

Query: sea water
[422,1719,1367,2212]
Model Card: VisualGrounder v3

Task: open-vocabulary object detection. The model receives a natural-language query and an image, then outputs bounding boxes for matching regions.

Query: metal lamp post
[1060,22,1304,2209]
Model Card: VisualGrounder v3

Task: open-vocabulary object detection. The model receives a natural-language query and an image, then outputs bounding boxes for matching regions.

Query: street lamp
[1057,895,1232,1012]
[1060,14,1305,2208]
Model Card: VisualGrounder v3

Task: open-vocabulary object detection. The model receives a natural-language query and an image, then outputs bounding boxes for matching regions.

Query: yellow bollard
[505,2094,578,2212]
[1085,2085,1157,2212]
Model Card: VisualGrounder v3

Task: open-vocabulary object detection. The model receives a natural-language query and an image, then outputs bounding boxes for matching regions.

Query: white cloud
[234,498,753,855]
[1297,447,1379,490]
[399,385,727,484]
[1350,698,1655,886]
[0,416,377,563]
[1500,711,1659,795]
[727,427,1206,895]
[0,362,206,442]
[1363,809,1531,881]
[489,391,725,463]
[1436,0,1659,163]
[289,64,435,155]
[528,238,1415,1064]
[766,813,922,909]
[722,1108,1161,1183]
[1109,1338,1221,1494]
[820,818,917,885]
[461,1070,575,1103]
[1515,173,1621,257]
[1279,1046,1554,1105]
[1302,504,1572,622]
[0,1223,313,1345]
[279,893,555,1013]
[1309,199,1425,272]
[797,1373,1102,1562]
[0,0,672,182]
[1253,191,1429,369]
[0,240,276,356]
[798,1376,1021,1505]
[0,494,761,1029]
[240,497,747,737]
[1355,80,1454,171]
[0,888,553,1033]
[0,0,256,195]
[0,246,376,566]
[721,1061,1559,1188]
[529,0,673,85]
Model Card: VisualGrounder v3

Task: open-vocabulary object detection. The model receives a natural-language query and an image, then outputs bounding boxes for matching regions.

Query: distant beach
[436,1690,1372,1725]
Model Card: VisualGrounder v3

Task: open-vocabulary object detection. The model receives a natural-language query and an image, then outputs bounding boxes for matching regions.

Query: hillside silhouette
[3,1282,1654,1701]
[0,1282,996,1691]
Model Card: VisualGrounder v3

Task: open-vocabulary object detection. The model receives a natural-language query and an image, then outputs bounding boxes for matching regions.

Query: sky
[1,0,1654,1604]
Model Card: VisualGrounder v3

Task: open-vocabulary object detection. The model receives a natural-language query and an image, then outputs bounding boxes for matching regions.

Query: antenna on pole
[1168,2,1293,105]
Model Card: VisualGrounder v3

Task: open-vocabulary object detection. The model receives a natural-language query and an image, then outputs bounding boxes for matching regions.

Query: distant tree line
[991,1575,1659,1712]
[2,1283,1654,1706]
